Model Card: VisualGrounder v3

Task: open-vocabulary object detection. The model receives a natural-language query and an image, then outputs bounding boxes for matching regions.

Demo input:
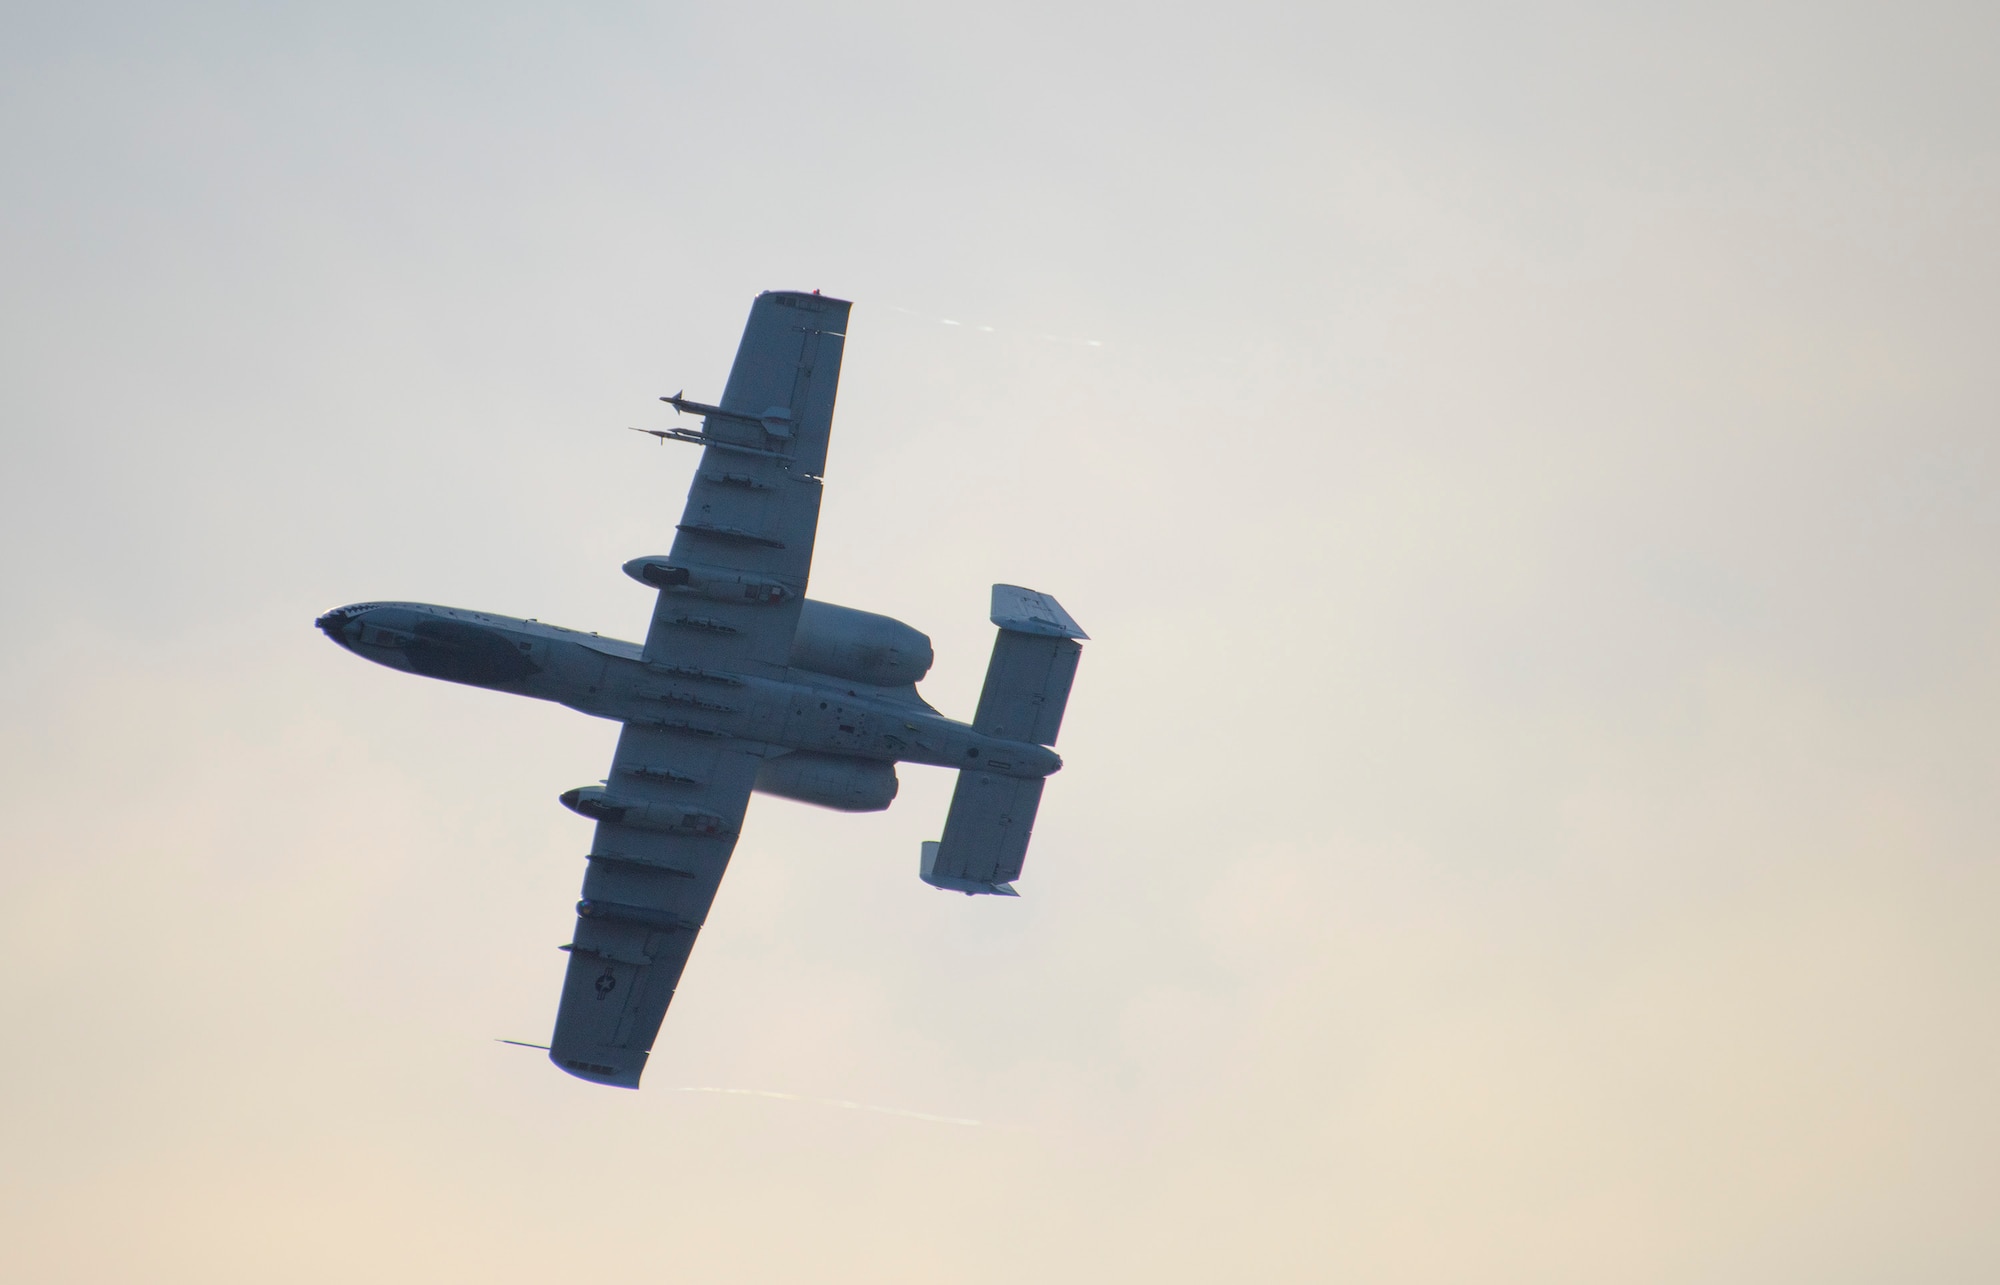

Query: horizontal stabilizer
[974,586,1085,747]
[920,772,1046,895]
[920,841,1019,896]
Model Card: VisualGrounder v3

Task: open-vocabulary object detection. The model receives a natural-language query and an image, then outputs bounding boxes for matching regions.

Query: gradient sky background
[2,3,1996,1281]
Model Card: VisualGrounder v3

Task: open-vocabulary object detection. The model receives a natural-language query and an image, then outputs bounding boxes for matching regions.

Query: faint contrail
[668,1085,985,1127]
[496,1041,988,1123]
[886,303,1100,347]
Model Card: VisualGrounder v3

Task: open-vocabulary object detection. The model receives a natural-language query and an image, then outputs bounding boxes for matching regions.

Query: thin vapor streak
[670,1085,985,1127]
[885,303,1102,347]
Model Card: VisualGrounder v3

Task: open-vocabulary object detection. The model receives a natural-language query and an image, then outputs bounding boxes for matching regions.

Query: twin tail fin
[920,586,1086,896]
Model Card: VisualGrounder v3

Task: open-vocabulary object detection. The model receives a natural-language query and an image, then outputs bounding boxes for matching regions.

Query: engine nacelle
[753,752,898,812]
[788,600,933,686]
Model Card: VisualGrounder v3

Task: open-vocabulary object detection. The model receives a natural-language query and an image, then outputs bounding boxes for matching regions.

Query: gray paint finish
[315,292,1085,1089]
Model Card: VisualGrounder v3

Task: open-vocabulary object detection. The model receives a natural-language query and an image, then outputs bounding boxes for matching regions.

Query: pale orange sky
[1,3,1996,1281]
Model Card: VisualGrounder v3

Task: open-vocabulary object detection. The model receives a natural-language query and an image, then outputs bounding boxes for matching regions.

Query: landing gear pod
[558,786,730,835]
[622,556,793,604]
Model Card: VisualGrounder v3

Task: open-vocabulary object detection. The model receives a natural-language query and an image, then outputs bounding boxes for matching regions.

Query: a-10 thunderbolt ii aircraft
[316,291,1085,1088]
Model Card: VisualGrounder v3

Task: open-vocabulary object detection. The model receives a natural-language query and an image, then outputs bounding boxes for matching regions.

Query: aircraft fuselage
[314,601,1061,780]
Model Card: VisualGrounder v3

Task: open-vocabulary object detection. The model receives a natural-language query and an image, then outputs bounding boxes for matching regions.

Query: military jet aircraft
[316,291,1085,1088]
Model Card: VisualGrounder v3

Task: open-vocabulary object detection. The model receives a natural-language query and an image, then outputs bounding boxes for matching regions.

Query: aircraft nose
[315,608,361,645]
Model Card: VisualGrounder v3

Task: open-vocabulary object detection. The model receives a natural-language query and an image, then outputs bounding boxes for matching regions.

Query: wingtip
[989,584,1088,640]
[550,1049,644,1088]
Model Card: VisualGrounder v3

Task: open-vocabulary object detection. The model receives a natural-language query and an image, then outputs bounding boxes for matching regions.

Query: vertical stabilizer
[972,585,1086,747]
[920,586,1085,895]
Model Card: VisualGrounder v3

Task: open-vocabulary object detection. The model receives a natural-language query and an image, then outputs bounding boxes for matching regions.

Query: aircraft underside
[317,291,1085,1088]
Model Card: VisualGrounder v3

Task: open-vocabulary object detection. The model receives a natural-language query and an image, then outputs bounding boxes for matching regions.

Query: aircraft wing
[642,290,851,672]
[552,291,851,1088]
[549,722,765,1087]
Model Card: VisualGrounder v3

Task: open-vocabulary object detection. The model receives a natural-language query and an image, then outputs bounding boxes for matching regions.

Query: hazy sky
[2,3,1996,1281]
